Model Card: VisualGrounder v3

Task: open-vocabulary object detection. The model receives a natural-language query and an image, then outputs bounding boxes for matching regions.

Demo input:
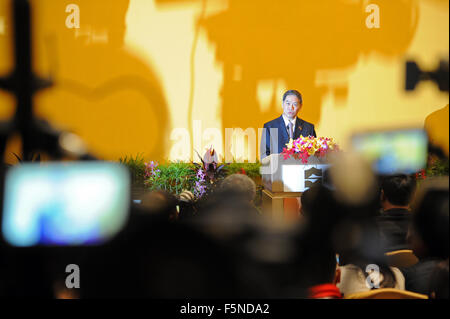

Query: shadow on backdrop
[0,0,171,162]
[198,0,419,155]
[0,0,424,162]
[0,0,15,122]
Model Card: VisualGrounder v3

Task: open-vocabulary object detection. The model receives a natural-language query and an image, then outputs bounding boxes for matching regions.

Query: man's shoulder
[298,118,315,128]
[379,209,411,220]
[264,116,282,127]
[401,258,443,281]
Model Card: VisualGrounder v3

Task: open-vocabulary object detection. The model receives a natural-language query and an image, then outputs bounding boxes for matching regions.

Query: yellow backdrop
[0,0,448,163]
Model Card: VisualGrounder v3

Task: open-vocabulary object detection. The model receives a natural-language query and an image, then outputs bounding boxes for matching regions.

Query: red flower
[240,168,247,175]
[299,151,309,164]
[282,147,294,160]
[319,148,327,157]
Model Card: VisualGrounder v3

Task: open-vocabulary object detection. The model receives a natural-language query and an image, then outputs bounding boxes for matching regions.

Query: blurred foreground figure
[402,177,449,295]
[79,209,240,298]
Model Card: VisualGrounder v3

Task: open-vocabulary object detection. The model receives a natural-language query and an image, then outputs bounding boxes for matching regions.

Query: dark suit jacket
[376,208,412,253]
[400,257,443,295]
[261,115,316,160]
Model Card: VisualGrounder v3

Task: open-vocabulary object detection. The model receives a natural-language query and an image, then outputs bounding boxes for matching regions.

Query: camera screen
[2,162,130,247]
[351,128,428,175]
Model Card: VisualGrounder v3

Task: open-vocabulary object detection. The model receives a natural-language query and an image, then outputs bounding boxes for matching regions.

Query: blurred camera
[351,128,428,175]
[1,162,130,247]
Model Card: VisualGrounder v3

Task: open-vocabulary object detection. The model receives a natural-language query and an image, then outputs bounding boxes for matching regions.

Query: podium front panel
[261,154,329,193]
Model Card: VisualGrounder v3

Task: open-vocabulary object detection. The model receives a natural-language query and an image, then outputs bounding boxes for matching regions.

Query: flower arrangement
[119,151,264,200]
[144,161,161,178]
[282,136,340,163]
[193,147,227,198]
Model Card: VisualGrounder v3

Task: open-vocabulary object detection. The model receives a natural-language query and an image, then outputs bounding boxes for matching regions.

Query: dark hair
[381,174,416,206]
[220,174,257,202]
[282,90,303,104]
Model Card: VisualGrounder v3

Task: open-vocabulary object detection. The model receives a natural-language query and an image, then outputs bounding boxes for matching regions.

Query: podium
[260,154,329,220]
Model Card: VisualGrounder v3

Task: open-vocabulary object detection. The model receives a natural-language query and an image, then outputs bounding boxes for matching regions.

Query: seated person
[193,174,260,244]
[220,173,257,204]
[298,177,404,297]
[337,227,405,296]
[337,262,405,297]
[401,177,449,295]
[376,174,416,252]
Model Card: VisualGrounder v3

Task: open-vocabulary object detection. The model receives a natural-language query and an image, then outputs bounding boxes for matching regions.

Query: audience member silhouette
[377,174,416,252]
[402,177,449,295]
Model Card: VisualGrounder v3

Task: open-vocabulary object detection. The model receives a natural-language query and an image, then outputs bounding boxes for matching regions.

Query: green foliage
[426,158,449,177]
[118,153,146,183]
[145,162,197,195]
[118,154,263,197]
[225,162,261,178]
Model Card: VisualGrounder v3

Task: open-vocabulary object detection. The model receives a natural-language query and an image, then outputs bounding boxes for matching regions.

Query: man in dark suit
[376,174,416,252]
[260,90,316,160]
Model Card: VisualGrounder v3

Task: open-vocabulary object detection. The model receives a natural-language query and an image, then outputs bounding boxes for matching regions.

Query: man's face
[282,94,302,120]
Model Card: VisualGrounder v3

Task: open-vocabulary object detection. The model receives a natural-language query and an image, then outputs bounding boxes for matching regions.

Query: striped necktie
[288,122,293,139]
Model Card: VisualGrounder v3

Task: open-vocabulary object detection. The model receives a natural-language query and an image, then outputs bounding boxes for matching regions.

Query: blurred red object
[415,169,427,180]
